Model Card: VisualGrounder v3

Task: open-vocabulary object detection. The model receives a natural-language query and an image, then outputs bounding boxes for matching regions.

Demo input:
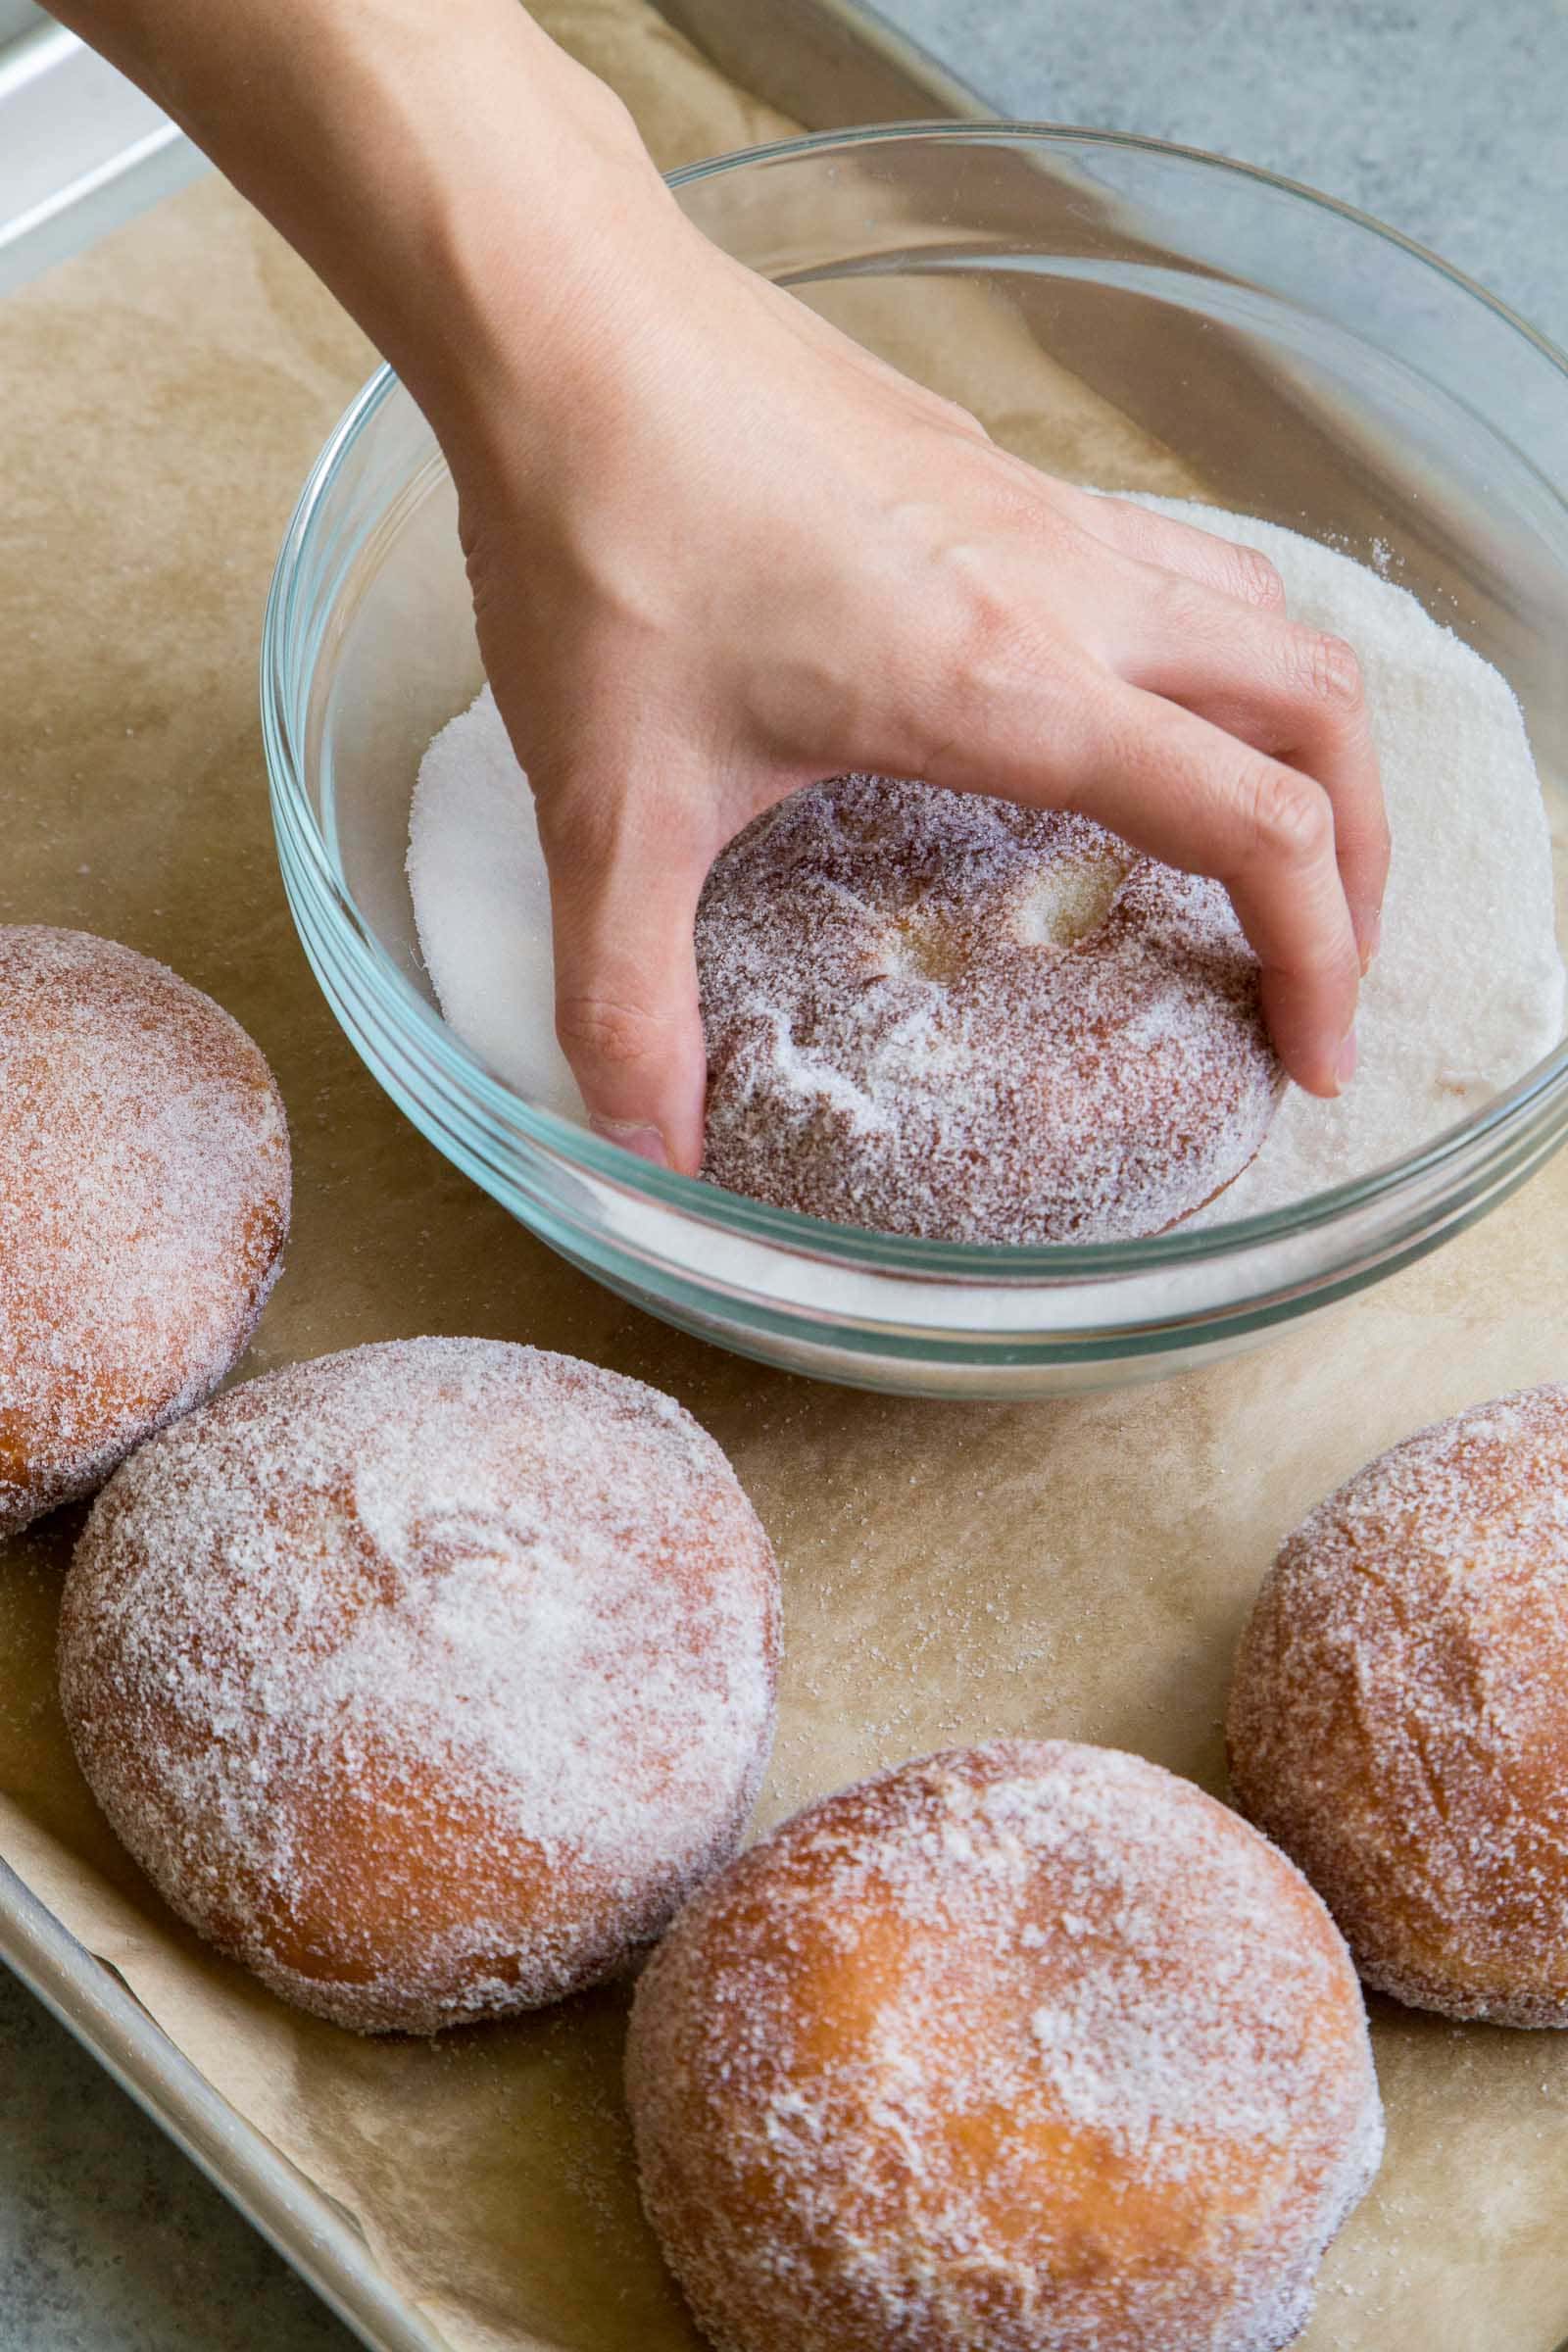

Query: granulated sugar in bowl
[266,124,1568,1397]
[407,505,1565,1225]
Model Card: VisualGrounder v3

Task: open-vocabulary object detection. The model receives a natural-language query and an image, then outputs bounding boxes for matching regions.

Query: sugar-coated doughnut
[1228,1384,1568,2027]
[0,926,289,1538]
[626,1740,1381,2352]
[59,1339,780,2034]
[696,776,1282,1244]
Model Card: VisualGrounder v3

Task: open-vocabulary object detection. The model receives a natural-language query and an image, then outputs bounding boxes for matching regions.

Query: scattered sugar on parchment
[407,500,1566,1222]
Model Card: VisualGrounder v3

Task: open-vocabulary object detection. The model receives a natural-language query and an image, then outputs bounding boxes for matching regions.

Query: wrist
[349,8,675,427]
[405,80,688,479]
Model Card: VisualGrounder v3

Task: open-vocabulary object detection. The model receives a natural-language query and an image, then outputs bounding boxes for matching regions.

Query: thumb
[540,778,710,1176]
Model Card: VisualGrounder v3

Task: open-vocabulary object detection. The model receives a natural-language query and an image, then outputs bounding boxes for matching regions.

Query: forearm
[44,0,1383,1158]
[42,0,675,451]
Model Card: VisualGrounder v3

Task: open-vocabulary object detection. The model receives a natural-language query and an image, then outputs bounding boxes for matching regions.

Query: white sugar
[1158,503,1565,1223]
[409,694,581,1117]
[407,502,1565,1222]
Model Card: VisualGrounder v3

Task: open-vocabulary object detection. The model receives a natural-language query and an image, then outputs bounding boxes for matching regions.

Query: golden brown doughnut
[696,776,1282,1244]
[0,926,289,1537]
[59,1339,780,2034]
[625,1740,1381,2352]
[1228,1384,1568,2027]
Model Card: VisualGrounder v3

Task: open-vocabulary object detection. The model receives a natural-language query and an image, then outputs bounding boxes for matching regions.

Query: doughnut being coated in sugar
[696,775,1283,1244]
[626,1740,1382,2352]
[0,926,289,1537]
[59,1339,780,2034]
[1229,1384,1568,2027]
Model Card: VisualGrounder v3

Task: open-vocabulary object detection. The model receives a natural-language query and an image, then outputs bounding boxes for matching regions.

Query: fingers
[1053,485,1289,613]
[538,773,711,1175]
[1102,574,1391,968]
[1010,482,1389,959]
[916,673,1362,1098]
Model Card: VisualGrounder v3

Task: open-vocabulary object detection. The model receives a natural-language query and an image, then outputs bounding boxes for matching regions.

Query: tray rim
[0,1854,448,2352]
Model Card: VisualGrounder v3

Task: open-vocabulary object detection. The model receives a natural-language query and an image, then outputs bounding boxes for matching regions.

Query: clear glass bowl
[264,123,1568,1398]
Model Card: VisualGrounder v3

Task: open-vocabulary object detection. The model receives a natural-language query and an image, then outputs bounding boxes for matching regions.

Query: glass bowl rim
[262,118,1568,1285]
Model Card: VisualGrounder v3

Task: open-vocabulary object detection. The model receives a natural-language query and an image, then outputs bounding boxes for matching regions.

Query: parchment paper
[3,6,1567,2347]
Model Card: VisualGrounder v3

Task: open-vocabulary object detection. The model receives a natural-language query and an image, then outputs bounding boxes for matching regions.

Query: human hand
[448,164,1386,1172]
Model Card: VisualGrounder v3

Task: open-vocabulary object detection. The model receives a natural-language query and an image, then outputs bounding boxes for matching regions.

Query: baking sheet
[4,2,1568,2347]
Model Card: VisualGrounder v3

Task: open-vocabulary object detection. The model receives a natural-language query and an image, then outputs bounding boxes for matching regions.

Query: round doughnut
[59,1338,780,2034]
[0,926,289,1539]
[625,1740,1382,2352]
[696,775,1282,1245]
[1228,1384,1568,2028]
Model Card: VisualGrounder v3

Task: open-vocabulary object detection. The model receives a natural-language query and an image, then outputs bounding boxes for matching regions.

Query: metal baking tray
[0,1858,447,2352]
[0,24,989,2351]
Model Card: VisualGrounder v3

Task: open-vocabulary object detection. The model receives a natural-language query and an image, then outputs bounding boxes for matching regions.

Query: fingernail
[1335,1027,1359,1091]
[590,1115,669,1168]
[1356,906,1383,975]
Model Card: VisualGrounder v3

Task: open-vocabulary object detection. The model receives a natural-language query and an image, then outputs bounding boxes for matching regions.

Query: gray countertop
[879,0,1568,348]
[0,1965,352,2352]
[4,4,1564,2348]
